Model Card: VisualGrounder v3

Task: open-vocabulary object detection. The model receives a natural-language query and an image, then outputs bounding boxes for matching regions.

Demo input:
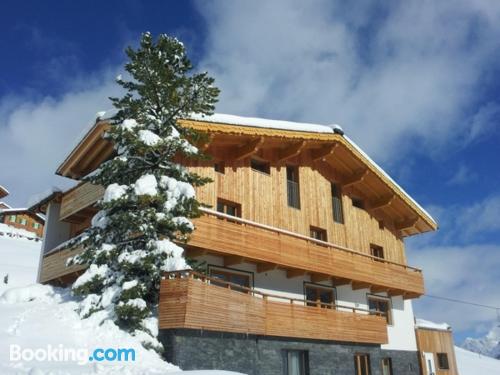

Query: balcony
[188,208,425,298]
[60,182,104,222]
[159,270,388,344]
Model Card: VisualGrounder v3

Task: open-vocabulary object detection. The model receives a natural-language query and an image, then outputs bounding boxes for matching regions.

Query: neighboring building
[0,207,45,238]
[0,185,9,199]
[415,320,459,375]
[34,114,438,375]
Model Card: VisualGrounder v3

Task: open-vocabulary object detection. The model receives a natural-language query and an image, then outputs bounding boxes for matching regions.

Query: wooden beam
[342,169,368,188]
[256,263,277,273]
[369,195,395,211]
[395,217,419,231]
[370,285,389,294]
[232,137,264,160]
[310,273,331,283]
[276,141,306,162]
[224,255,244,267]
[388,289,405,297]
[352,281,371,290]
[331,278,351,287]
[185,248,207,258]
[310,144,338,162]
[287,269,306,279]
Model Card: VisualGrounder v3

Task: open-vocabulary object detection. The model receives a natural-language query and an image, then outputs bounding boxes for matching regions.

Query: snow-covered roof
[190,113,437,226]
[415,318,451,331]
[0,184,9,197]
[0,202,11,209]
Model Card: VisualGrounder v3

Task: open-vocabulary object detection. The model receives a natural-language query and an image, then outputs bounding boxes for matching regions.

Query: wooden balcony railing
[159,270,388,344]
[191,208,425,297]
[60,182,104,221]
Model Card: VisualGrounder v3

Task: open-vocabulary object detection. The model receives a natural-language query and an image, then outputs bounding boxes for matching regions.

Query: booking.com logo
[10,344,136,365]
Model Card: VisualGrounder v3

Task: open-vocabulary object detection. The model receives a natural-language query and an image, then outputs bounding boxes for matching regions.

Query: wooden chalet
[34,113,438,375]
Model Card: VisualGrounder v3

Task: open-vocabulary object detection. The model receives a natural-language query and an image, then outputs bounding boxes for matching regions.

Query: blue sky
[1,1,499,344]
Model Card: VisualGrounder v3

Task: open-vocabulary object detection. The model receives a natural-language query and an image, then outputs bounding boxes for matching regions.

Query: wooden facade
[159,271,388,344]
[415,328,459,375]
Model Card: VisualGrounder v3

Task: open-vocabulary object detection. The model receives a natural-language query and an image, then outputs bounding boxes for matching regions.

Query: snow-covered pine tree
[68,32,219,348]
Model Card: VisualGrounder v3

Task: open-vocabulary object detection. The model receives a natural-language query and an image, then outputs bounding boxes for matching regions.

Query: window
[370,244,384,260]
[381,358,393,375]
[331,183,344,224]
[284,350,309,375]
[368,295,392,325]
[310,226,327,242]
[287,166,300,209]
[9,215,16,223]
[214,161,225,174]
[304,283,335,308]
[437,353,450,370]
[352,197,364,209]
[32,222,40,229]
[209,266,252,293]
[250,158,270,174]
[354,353,371,375]
[20,218,27,225]
[216,199,241,217]
[378,220,384,230]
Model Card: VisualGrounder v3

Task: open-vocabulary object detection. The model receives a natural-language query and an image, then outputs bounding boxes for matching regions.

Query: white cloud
[196,0,500,162]
[447,165,473,186]
[0,69,122,206]
[408,244,500,335]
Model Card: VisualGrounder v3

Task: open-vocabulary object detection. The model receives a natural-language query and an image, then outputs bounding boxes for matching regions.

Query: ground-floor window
[437,352,450,369]
[208,266,252,293]
[381,357,393,375]
[354,353,371,375]
[284,350,309,375]
[304,283,336,308]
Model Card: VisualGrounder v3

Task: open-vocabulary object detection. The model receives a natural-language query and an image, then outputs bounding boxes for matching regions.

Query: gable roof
[0,185,9,199]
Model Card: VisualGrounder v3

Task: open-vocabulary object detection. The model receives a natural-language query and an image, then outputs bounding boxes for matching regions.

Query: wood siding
[416,328,459,375]
[159,276,388,344]
[1,212,44,237]
[39,246,86,283]
[189,159,407,264]
[60,183,104,222]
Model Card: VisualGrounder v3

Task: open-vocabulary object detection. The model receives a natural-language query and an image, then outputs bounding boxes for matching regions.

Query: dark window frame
[331,183,344,224]
[303,282,336,309]
[370,244,385,260]
[207,265,254,293]
[309,226,328,242]
[283,349,309,375]
[381,357,393,375]
[437,353,450,370]
[286,165,301,209]
[354,353,371,375]
[216,198,242,218]
[367,294,393,325]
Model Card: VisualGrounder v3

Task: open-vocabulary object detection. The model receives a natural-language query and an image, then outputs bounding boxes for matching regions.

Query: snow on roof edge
[190,113,436,226]
[415,318,451,331]
[0,202,12,209]
[0,185,9,194]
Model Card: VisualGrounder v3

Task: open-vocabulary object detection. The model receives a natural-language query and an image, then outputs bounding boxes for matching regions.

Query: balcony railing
[190,208,425,297]
[159,270,388,344]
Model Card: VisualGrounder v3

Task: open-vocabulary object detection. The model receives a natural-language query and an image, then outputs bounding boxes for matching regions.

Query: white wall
[189,254,418,351]
[36,202,71,282]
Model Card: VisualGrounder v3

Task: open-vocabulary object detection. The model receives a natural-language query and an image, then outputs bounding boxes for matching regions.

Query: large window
[304,283,335,308]
[286,165,300,209]
[367,295,392,325]
[251,158,270,175]
[284,350,309,375]
[9,215,16,223]
[216,198,241,217]
[437,353,450,370]
[381,358,393,375]
[354,353,371,375]
[208,266,252,293]
[331,183,344,224]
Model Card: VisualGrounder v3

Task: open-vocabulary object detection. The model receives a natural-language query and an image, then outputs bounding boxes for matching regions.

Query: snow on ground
[462,324,500,360]
[0,236,244,375]
[456,346,500,375]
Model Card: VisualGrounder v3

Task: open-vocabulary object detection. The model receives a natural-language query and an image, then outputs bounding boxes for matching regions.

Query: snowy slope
[456,346,500,374]
[0,236,244,374]
[462,324,500,359]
